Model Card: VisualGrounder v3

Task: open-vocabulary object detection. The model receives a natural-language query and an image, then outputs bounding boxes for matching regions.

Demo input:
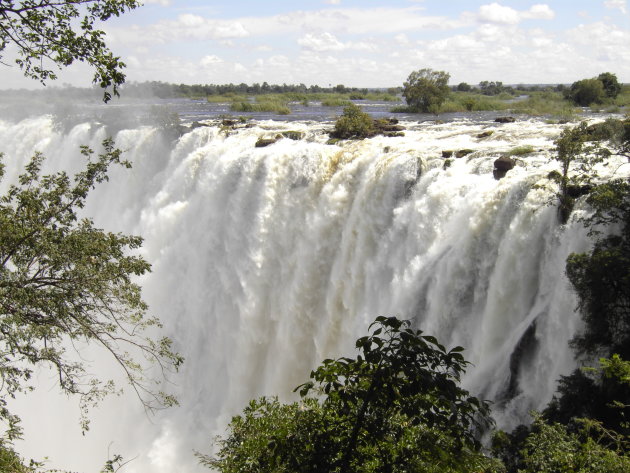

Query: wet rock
[281,130,305,140]
[191,120,211,129]
[442,150,454,158]
[495,117,516,123]
[477,130,494,138]
[493,156,516,180]
[255,137,278,148]
[494,156,516,171]
[455,149,474,158]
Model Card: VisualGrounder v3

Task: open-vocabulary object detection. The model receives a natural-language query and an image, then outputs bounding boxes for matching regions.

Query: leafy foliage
[566,177,630,357]
[202,317,497,473]
[519,416,630,473]
[565,78,606,106]
[402,68,451,113]
[597,72,622,99]
[0,0,140,101]
[331,104,375,139]
[0,140,183,439]
[551,122,606,223]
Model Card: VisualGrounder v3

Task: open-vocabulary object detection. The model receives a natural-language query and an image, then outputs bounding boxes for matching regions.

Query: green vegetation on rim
[201,316,499,473]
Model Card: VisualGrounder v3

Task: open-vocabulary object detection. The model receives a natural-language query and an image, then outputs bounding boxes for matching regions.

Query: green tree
[566,78,606,106]
[550,122,608,223]
[518,416,630,473]
[0,140,183,441]
[478,81,505,96]
[456,82,472,92]
[331,103,375,139]
[566,177,630,358]
[0,0,141,102]
[201,316,498,473]
[597,72,622,99]
[402,68,451,113]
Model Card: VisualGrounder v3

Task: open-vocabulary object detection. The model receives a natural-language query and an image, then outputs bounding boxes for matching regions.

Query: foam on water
[1,115,626,472]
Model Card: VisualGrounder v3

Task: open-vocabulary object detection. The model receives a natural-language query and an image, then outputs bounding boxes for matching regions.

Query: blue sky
[3,1,630,89]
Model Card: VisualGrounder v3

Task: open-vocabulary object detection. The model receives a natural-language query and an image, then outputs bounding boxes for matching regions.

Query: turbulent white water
[1,112,626,472]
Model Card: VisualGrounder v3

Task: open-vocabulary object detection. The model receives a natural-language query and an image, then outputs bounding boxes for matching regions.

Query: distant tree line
[118,81,402,99]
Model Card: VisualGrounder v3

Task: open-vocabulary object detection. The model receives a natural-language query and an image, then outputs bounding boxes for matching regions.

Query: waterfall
[0,112,623,472]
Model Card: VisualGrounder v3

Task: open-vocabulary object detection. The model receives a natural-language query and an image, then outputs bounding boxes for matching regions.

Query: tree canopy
[597,72,622,99]
[402,68,451,113]
[564,72,621,107]
[0,140,183,444]
[201,316,497,473]
[0,0,140,101]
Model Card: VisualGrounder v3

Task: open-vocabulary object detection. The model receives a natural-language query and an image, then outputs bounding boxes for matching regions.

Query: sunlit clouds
[2,1,628,89]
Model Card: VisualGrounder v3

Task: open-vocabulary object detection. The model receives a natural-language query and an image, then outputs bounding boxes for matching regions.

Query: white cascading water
[1,111,626,472]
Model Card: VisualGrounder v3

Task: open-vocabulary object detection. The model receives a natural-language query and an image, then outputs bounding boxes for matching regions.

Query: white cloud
[324,0,341,4]
[477,3,554,25]
[604,0,628,14]
[394,33,411,45]
[142,0,171,5]
[105,6,460,52]
[298,32,345,51]
[200,55,223,67]
[179,13,204,27]
[107,15,250,46]
[478,3,520,24]
[269,55,290,67]
[245,7,461,36]
[298,32,377,52]
[523,4,555,20]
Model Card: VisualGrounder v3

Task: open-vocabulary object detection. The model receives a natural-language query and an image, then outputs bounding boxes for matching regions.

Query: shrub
[505,145,535,156]
[230,101,291,115]
[331,103,375,139]
[321,97,352,107]
[200,317,497,473]
[566,78,606,106]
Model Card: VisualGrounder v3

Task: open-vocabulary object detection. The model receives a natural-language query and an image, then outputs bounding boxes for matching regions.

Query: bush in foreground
[200,316,498,473]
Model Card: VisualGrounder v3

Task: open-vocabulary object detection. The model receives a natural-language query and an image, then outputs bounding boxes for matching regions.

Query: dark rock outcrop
[280,130,305,140]
[477,130,494,138]
[495,117,516,123]
[455,149,474,158]
[493,156,516,180]
[255,137,278,148]
[442,150,454,158]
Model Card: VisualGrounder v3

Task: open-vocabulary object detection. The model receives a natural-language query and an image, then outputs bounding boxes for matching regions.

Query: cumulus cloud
[523,4,555,20]
[477,3,554,25]
[604,0,628,14]
[110,15,250,45]
[298,32,345,51]
[478,3,520,24]
[200,55,223,67]
[298,32,377,52]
